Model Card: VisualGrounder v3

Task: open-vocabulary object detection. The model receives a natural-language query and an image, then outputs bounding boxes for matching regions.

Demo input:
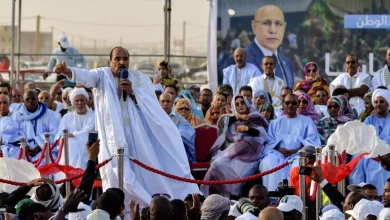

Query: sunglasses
[235,101,246,107]
[178,107,190,111]
[346,61,356,64]
[328,105,339,109]
[307,69,317,73]
[316,94,327,98]
[284,101,298,106]
[263,62,274,66]
[298,100,308,104]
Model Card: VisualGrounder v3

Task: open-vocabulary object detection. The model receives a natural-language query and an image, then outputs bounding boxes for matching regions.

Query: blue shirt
[169,112,196,162]
[46,47,87,71]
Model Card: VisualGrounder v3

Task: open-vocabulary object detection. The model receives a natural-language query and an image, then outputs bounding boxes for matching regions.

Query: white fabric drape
[207,0,218,93]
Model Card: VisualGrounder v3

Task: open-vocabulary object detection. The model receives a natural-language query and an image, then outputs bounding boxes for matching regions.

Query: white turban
[372,89,390,110]
[201,194,231,220]
[86,209,110,220]
[31,182,63,211]
[69,87,89,106]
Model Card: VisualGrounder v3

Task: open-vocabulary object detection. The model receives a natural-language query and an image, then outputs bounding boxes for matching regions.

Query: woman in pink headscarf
[295,93,321,125]
[294,62,329,103]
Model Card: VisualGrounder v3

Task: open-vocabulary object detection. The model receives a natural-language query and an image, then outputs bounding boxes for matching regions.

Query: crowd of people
[1,3,390,219]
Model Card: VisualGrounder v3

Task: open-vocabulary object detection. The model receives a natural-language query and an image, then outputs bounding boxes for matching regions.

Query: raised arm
[53,61,100,88]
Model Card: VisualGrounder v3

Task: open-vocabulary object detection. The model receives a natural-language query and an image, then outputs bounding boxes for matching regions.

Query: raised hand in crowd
[87,139,100,161]
[130,199,141,220]
[307,166,325,183]
[153,76,162,85]
[26,145,41,157]
[236,125,249,133]
[54,189,88,220]
[186,193,201,220]
[26,178,53,188]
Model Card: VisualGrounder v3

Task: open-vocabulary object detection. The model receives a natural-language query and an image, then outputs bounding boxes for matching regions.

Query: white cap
[347,182,367,191]
[320,209,344,220]
[345,199,384,220]
[235,212,258,220]
[378,208,390,220]
[58,34,70,48]
[277,195,303,213]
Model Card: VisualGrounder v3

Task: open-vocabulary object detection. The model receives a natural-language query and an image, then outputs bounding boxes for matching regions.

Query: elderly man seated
[159,92,195,162]
[10,90,60,162]
[56,87,95,169]
[38,90,64,116]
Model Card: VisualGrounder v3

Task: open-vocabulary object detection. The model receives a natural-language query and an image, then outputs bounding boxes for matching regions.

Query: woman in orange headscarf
[175,98,203,127]
[204,92,231,125]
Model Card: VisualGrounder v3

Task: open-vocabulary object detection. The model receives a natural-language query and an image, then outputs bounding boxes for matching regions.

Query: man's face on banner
[251,5,286,53]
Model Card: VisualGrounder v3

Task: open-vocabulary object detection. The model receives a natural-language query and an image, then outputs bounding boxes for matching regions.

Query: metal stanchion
[315,147,322,220]
[328,145,336,165]
[63,129,71,197]
[44,133,50,165]
[20,137,26,160]
[117,148,124,191]
[298,151,306,220]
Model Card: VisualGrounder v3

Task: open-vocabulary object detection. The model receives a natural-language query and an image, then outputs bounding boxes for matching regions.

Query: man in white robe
[38,90,64,115]
[11,90,60,162]
[372,48,390,89]
[0,82,22,112]
[56,87,95,169]
[0,94,21,158]
[223,48,261,95]
[330,55,371,115]
[349,89,390,194]
[53,46,199,206]
[259,94,321,191]
[248,56,285,107]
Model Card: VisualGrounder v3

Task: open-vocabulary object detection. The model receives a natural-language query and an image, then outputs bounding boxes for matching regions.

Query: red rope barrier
[34,143,48,167]
[17,148,23,160]
[55,139,64,164]
[129,157,292,185]
[24,147,31,163]
[50,139,60,151]
[0,157,113,186]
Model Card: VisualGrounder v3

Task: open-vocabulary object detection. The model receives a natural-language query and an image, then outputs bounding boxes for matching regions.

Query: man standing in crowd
[372,48,390,89]
[223,48,261,95]
[53,46,199,207]
[330,55,371,115]
[260,94,320,191]
[46,34,87,73]
[249,56,285,106]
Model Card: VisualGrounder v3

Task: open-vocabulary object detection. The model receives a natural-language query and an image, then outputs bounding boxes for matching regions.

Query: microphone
[120,69,129,101]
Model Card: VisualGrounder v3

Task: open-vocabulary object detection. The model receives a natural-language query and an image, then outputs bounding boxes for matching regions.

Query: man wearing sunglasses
[259,94,320,191]
[330,55,371,115]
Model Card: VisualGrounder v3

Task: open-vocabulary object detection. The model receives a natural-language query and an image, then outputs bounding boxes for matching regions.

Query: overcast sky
[0,0,210,54]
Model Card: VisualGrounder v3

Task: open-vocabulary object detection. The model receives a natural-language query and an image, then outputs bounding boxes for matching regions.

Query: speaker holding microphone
[120,69,129,101]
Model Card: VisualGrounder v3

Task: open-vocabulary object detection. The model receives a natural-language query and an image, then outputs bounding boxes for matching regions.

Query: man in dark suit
[225,5,294,88]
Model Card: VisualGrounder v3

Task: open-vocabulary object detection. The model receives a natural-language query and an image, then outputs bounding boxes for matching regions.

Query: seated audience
[359,92,374,122]
[175,98,203,127]
[295,93,321,125]
[198,89,213,118]
[253,90,271,109]
[200,95,268,197]
[314,86,330,118]
[259,102,275,122]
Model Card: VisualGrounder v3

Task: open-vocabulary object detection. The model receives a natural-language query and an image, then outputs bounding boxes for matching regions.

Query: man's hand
[307,166,325,183]
[277,148,291,157]
[120,79,133,96]
[27,178,53,188]
[53,61,72,78]
[236,125,249,133]
[61,189,87,213]
[130,200,140,220]
[186,193,201,220]
[153,76,162,85]
[87,139,100,161]
[68,133,75,138]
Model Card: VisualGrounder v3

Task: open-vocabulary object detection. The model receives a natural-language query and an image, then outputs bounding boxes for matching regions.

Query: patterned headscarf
[231,95,255,115]
[175,98,202,127]
[205,105,224,125]
[359,92,374,122]
[298,62,320,92]
[327,95,356,123]
[259,102,275,121]
[297,93,321,124]
[31,182,63,211]
[177,90,204,120]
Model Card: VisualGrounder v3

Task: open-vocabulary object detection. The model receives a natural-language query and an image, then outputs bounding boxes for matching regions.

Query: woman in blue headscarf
[253,89,271,109]
[177,90,204,121]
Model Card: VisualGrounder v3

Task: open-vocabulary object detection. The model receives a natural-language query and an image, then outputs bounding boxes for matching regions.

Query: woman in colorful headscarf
[175,98,202,127]
[317,95,356,145]
[205,105,224,125]
[259,102,275,122]
[153,60,184,93]
[253,89,270,109]
[204,92,231,123]
[295,93,321,125]
[177,90,204,121]
[359,92,375,122]
[200,95,269,197]
[294,62,329,103]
